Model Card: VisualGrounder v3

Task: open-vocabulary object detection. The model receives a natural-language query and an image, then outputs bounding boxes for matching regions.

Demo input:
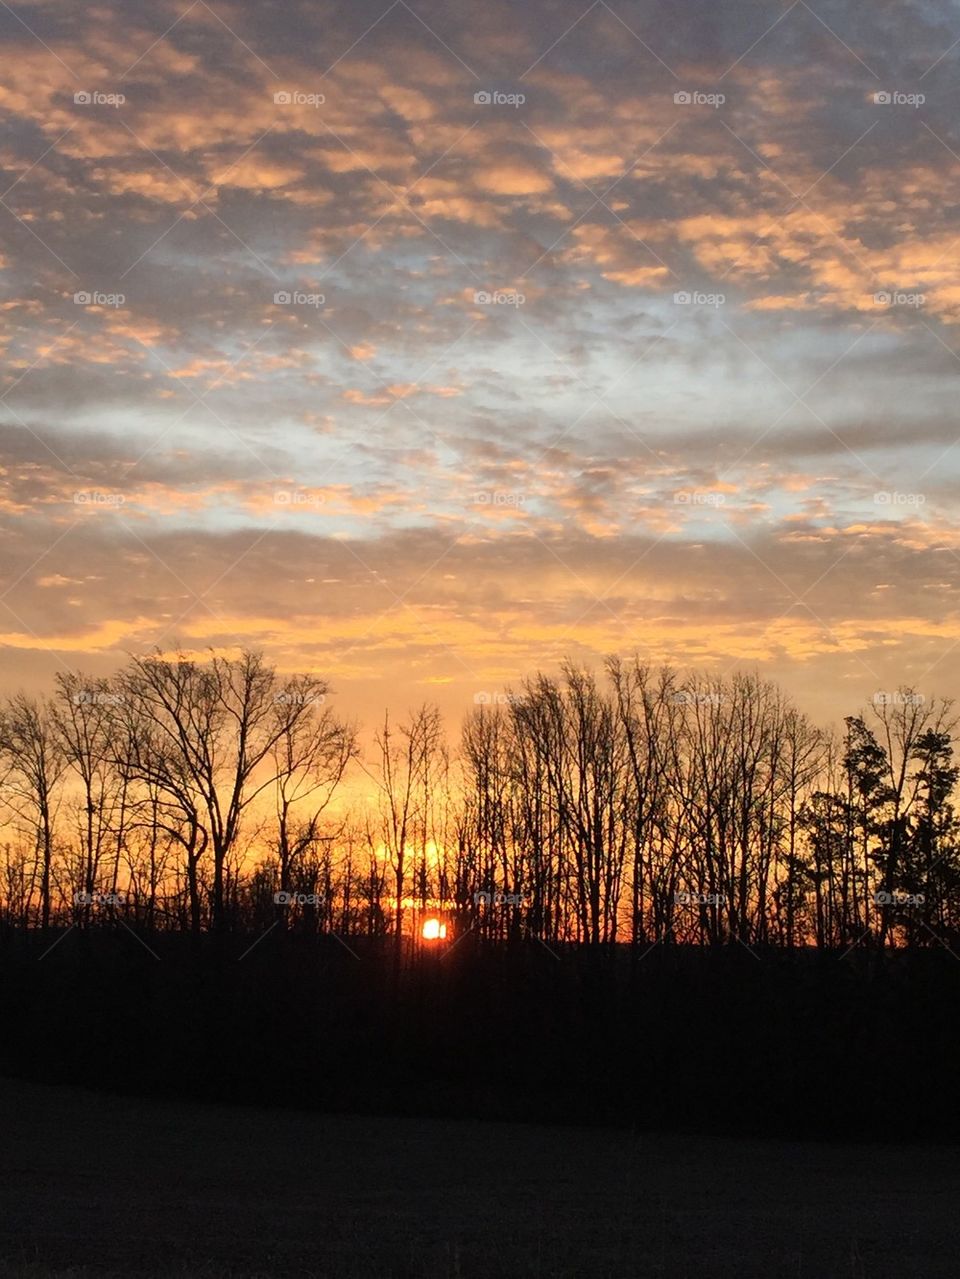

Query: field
[0,1075,957,1278]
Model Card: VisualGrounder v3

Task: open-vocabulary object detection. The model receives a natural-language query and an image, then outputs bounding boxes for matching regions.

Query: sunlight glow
[421,918,447,941]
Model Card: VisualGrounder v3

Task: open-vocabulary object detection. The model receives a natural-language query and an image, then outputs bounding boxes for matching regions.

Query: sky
[1,0,960,732]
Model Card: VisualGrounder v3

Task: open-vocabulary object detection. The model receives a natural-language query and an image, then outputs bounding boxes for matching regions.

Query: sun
[421,918,447,941]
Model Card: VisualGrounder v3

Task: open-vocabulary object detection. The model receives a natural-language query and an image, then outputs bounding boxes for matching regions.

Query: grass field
[0,1075,957,1278]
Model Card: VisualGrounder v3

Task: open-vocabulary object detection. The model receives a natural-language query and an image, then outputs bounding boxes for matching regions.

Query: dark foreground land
[6,933,960,1140]
[0,1075,957,1279]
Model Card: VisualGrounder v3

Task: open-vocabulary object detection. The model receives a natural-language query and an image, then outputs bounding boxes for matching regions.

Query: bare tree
[118,649,341,931]
[0,694,66,930]
[53,673,130,921]
[366,706,443,959]
[270,675,356,923]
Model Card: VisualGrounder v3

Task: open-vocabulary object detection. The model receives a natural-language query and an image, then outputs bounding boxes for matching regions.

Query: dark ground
[8,934,960,1141]
[0,1075,957,1279]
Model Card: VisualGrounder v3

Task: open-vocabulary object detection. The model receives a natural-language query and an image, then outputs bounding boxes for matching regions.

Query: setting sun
[421,918,447,941]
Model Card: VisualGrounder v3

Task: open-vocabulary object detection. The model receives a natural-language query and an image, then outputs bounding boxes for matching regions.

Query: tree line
[1,649,957,950]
